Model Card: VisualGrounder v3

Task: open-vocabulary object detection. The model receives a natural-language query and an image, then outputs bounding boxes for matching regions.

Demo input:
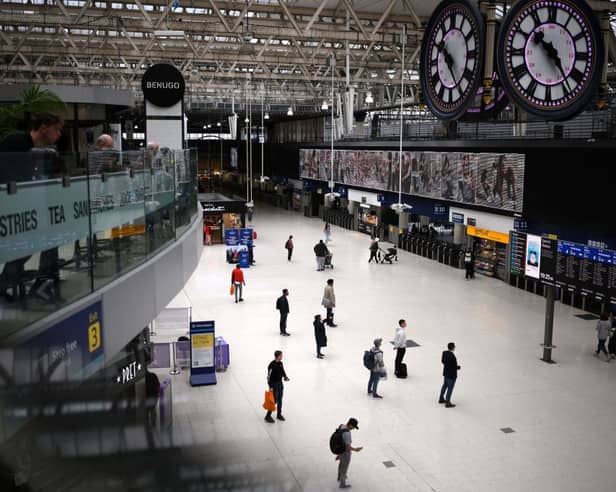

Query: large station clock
[419,0,485,120]
[497,0,603,120]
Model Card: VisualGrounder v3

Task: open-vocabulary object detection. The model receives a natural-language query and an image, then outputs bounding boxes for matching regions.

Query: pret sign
[142,64,185,107]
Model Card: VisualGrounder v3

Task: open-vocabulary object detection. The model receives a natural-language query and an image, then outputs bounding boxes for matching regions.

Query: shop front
[199,193,247,245]
[466,225,510,280]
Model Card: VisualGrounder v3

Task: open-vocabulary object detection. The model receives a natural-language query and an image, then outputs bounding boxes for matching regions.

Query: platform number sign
[88,311,101,352]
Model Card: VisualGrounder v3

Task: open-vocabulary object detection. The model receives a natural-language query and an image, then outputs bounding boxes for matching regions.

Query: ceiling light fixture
[365,92,374,104]
[264,112,270,120]
[287,107,293,116]
[321,100,328,110]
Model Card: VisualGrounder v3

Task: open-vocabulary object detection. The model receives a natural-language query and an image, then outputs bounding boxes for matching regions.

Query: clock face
[420,0,485,120]
[497,0,603,120]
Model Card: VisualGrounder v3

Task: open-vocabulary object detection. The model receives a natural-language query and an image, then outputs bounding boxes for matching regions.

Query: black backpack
[363,350,376,370]
[329,427,349,455]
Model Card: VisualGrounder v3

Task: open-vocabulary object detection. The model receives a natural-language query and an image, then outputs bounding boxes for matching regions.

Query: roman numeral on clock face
[526,78,538,97]
[431,71,440,86]
[547,6,557,23]
[575,51,588,62]
[569,67,584,84]
[530,9,541,27]
[463,67,474,82]
[572,31,585,42]
[511,47,525,57]
[544,85,552,102]
[512,63,529,79]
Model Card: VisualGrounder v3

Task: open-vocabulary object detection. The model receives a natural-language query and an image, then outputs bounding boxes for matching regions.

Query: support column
[542,284,556,363]
[453,223,465,245]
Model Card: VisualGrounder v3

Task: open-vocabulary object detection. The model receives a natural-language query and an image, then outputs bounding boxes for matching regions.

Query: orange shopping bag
[230,283,235,295]
[262,389,276,412]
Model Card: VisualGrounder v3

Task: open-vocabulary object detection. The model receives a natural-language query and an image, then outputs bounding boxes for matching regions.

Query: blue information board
[239,250,250,268]
[225,229,240,246]
[189,320,217,386]
[239,228,253,244]
[15,300,105,383]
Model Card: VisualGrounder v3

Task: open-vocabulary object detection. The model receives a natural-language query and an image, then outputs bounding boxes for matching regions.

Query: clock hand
[533,31,572,93]
[437,40,457,85]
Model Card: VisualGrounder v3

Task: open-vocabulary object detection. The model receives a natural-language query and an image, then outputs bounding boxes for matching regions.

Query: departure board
[509,231,527,277]
[554,241,616,301]
[509,233,616,303]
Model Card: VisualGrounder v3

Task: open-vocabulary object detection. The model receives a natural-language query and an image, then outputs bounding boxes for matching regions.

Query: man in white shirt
[393,319,407,378]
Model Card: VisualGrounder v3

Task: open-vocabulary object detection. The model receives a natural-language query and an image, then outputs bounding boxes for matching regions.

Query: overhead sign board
[142,63,185,107]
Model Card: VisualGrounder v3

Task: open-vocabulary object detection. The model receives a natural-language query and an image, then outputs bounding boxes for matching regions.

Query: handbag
[262,389,276,412]
[321,296,331,308]
[322,335,328,348]
[229,284,235,295]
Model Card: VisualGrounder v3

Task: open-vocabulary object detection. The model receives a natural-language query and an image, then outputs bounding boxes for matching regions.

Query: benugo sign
[466,225,510,244]
[141,63,185,107]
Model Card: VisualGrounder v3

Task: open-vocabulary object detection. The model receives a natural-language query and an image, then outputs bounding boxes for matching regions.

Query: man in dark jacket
[265,350,290,423]
[276,289,290,336]
[368,238,379,263]
[439,342,461,408]
[314,239,329,271]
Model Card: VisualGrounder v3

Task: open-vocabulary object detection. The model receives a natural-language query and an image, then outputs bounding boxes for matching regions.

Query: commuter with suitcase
[393,319,407,378]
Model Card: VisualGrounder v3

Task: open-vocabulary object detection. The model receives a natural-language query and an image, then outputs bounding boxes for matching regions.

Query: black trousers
[287,248,293,260]
[369,250,378,263]
[395,347,406,375]
[465,263,472,279]
[279,312,288,334]
[326,307,334,325]
[266,382,284,417]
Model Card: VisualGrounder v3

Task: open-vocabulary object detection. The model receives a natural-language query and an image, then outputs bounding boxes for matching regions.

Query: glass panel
[0,147,197,338]
[89,150,147,290]
[0,152,92,339]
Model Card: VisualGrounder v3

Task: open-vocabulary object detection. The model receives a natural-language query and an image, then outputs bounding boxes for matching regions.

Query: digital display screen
[511,232,616,302]
[524,234,542,279]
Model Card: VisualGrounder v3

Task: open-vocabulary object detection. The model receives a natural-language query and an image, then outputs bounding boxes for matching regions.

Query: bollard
[169,341,181,375]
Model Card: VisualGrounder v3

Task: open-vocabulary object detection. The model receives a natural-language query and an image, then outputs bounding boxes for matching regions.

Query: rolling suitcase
[397,363,407,379]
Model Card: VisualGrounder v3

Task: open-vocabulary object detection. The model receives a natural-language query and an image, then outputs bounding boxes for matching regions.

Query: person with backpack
[285,235,294,261]
[365,338,385,398]
[276,289,291,336]
[329,417,362,489]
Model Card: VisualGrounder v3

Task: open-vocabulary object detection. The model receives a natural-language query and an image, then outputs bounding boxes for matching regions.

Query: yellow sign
[88,321,101,352]
[466,225,509,244]
[192,333,214,349]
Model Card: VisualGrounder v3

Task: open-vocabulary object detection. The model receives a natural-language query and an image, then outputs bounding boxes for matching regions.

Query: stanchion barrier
[169,341,181,375]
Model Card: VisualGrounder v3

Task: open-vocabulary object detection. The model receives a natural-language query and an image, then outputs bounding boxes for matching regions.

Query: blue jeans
[368,371,380,396]
[440,377,456,402]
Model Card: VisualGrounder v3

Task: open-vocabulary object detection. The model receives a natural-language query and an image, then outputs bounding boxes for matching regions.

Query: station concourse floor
[160,204,616,492]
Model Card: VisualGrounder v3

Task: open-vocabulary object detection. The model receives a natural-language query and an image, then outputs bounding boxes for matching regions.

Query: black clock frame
[496,0,603,121]
[419,0,486,120]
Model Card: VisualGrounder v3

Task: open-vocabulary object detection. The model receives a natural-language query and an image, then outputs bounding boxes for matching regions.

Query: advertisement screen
[299,149,525,212]
[525,234,542,279]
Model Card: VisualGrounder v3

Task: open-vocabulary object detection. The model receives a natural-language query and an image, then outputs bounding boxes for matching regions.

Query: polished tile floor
[159,204,616,492]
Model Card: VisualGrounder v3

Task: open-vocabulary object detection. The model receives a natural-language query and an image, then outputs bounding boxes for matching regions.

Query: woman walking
[595,312,611,362]
[314,314,327,358]
[324,222,331,244]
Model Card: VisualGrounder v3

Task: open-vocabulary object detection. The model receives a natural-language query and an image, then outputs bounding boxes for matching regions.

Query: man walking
[393,319,407,378]
[314,239,329,271]
[285,235,294,261]
[368,238,379,263]
[231,264,246,303]
[464,250,473,280]
[335,418,362,489]
[439,342,461,408]
[322,278,337,327]
[367,338,385,398]
[276,289,291,336]
[265,350,290,423]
